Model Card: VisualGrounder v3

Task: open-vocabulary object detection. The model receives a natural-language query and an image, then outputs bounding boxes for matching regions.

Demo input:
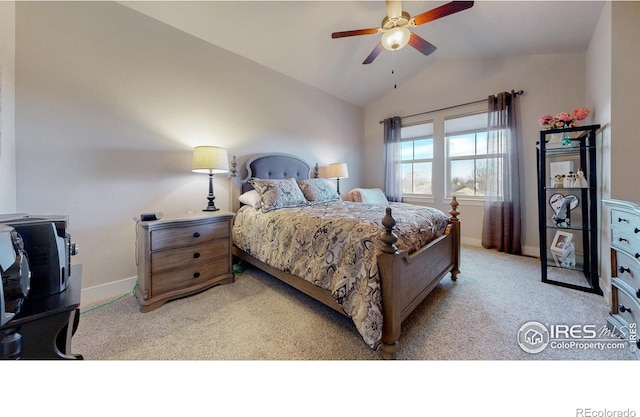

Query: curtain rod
[378,89,525,124]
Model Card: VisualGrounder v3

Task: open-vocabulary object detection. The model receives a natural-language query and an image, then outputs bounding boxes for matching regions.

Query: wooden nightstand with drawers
[135,211,235,312]
[604,199,640,359]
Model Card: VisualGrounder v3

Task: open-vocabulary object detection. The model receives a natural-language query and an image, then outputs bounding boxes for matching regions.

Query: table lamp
[192,146,229,211]
[327,162,349,195]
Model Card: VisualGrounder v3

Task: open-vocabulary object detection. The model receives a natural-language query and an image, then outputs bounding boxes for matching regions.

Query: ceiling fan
[331,1,474,65]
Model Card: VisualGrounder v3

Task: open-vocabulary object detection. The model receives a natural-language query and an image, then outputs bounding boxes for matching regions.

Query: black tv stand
[1,265,83,359]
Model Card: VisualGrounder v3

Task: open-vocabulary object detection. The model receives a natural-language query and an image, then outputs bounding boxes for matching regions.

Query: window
[445,112,493,198]
[400,122,433,196]
[390,104,496,204]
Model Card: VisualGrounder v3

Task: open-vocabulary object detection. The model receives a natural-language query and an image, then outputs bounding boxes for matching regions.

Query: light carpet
[73,245,636,360]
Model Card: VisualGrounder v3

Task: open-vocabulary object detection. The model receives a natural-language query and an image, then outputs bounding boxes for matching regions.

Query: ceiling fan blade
[363,42,384,65]
[408,33,437,56]
[412,1,474,26]
[331,28,380,39]
[386,0,402,19]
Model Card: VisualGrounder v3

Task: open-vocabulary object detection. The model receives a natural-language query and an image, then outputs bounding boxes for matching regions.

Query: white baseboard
[521,245,540,258]
[81,275,137,308]
[461,237,481,247]
[461,238,539,259]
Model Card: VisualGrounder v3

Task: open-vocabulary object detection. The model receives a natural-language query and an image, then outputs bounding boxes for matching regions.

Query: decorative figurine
[564,171,576,188]
[575,168,588,188]
[553,175,564,188]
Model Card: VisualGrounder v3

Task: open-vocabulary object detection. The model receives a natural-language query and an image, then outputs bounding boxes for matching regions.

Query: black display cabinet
[536,124,602,294]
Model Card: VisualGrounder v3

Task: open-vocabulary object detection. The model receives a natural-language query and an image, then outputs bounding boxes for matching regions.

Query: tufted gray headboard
[241,153,313,193]
[231,153,318,211]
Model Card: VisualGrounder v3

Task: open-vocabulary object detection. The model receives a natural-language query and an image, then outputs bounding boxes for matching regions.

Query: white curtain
[383,116,403,202]
[482,91,522,254]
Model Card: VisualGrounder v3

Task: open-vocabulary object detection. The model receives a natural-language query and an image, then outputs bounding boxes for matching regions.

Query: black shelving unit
[536,124,602,294]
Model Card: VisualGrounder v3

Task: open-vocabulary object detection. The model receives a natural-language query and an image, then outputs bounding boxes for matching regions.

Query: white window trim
[403,195,436,205]
[400,120,435,197]
[444,111,490,200]
[395,102,490,207]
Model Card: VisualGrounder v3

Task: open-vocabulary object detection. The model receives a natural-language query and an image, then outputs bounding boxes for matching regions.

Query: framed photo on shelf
[550,231,573,253]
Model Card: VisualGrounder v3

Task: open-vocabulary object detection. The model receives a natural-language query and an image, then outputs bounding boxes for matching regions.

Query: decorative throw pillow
[348,188,389,205]
[239,189,261,209]
[347,189,363,202]
[249,177,307,213]
[296,178,341,204]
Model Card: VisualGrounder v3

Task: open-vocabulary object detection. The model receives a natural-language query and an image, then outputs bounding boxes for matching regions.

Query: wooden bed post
[378,207,400,359]
[449,196,461,281]
[230,155,238,177]
[380,207,398,254]
[230,155,242,212]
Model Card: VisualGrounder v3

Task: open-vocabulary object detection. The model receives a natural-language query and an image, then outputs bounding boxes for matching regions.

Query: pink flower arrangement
[538,107,590,130]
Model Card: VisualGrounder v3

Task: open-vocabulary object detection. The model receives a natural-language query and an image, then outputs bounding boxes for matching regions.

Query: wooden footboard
[377,197,460,359]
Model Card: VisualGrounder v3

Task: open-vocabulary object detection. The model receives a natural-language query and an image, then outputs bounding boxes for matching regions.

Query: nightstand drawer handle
[193,252,200,259]
[618,217,629,223]
[636,253,640,259]
[619,237,629,243]
[635,228,640,234]
[618,265,631,274]
[193,272,200,278]
[618,304,632,314]
[636,289,640,299]
[193,232,201,238]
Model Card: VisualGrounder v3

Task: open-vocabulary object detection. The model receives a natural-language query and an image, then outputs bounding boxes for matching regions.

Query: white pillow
[239,189,261,209]
[348,188,389,205]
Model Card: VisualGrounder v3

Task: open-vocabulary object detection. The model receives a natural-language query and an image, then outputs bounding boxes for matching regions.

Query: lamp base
[203,173,219,212]
[203,197,219,212]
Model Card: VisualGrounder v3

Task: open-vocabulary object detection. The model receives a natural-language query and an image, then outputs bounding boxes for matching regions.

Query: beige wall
[15,2,363,302]
[587,1,612,301]
[588,1,640,303]
[364,53,588,256]
[610,1,640,201]
[0,1,16,213]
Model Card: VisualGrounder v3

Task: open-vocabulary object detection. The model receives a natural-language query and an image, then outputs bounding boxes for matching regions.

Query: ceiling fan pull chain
[392,50,397,89]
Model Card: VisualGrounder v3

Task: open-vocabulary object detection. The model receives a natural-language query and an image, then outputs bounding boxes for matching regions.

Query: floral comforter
[232,201,449,349]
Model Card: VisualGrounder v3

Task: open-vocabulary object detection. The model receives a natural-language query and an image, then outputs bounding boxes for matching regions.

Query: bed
[230,153,461,359]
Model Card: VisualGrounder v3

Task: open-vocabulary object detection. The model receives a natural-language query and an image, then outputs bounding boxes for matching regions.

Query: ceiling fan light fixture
[381,26,411,51]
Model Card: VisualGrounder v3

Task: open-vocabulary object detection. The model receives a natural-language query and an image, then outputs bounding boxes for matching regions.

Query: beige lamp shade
[327,163,349,179]
[192,146,230,174]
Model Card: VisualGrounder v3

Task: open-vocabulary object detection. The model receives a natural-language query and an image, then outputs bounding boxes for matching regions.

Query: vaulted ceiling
[121,1,605,107]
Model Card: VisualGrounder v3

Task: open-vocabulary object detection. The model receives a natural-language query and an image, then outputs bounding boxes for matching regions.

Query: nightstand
[135,211,235,312]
